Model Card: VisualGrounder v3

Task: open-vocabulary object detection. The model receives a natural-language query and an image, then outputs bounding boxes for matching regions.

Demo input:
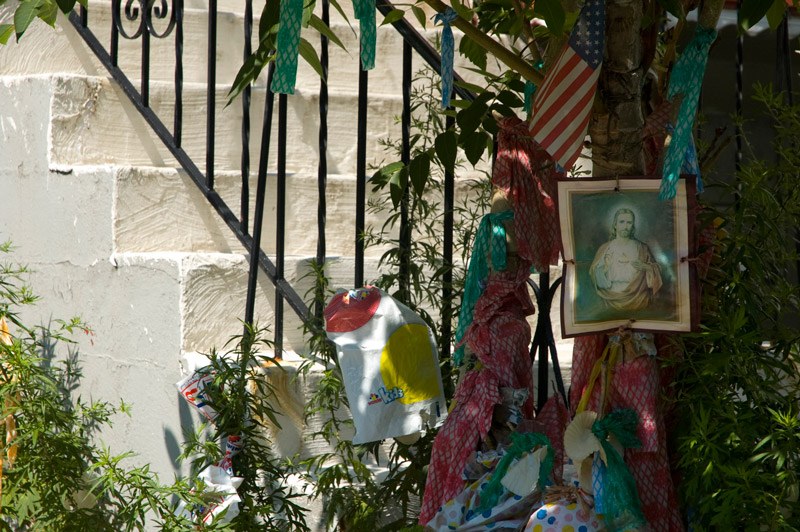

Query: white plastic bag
[324,287,447,444]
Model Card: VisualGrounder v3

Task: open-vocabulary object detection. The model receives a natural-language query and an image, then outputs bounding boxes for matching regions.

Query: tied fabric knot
[453,210,514,366]
[522,60,544,116]
[523,80,537,115]
[271,0,303,94]
[434,8,459,108]
[353,0,376,70]
[660,25,716,200]
[475,432,555,513]
[591,409,648,532]
[494,116,563,273]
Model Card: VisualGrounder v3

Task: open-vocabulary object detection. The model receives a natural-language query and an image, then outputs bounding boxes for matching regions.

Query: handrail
[65,0,472,339]
[67,9,312,325]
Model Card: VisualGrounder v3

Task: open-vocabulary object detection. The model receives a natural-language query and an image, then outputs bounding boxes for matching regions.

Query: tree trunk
[589,0,646,176]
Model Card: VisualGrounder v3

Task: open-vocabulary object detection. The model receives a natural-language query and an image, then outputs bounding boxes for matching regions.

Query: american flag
[529,0,605,171]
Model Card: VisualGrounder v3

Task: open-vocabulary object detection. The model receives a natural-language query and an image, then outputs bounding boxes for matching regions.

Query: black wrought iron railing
[64,0,796,413]
[66,0,485,362]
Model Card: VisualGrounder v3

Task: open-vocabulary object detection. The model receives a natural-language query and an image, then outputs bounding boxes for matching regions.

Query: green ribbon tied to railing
[353,0,376,70]
[475,432,555,514]
[453,210,514,366]
[591,409,648,532]
[660,25,716,200]
[271,0,303,94]
[522,61,543,115]
[434,8,459,108]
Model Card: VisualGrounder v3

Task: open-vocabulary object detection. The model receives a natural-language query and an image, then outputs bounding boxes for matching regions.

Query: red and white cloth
[420,265,535,524]
[494,116,564,274]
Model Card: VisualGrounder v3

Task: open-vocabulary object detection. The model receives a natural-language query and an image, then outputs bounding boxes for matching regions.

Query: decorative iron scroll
[113,0,176,39]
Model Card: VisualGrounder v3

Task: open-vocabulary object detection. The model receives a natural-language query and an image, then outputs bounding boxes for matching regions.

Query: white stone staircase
[0,1,573,507]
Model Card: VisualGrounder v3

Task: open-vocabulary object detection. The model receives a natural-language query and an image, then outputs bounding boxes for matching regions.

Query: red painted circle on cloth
[324,288,381,333]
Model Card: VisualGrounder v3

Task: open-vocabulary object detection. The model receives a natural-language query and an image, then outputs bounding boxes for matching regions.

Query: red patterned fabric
[571,339,684,532]
[643,100,673,175]
[420,369,501,525]
[420,265,535,524]
[627,442,685,532]
[611,356,659,453]
[608,356,683,532]
[494,116,564,273]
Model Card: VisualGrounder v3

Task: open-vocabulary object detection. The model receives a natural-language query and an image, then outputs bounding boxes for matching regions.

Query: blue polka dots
[579,527,588,532]
[548,516,557,524]
[536,509,548,519]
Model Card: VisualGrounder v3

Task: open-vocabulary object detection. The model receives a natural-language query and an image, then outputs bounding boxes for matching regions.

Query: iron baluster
[441,110,455,369]
[206,0,217,189]
[245,63,277,330]
[315,0,330,318]
[399,41,412,304]
[241,0,253,234]
[275,94,288,356]
[528,273,567,412]
[355,56,368,288]
[174,0,183,147]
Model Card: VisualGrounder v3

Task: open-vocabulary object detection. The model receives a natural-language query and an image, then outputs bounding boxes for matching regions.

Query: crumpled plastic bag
[177,465,243,525]
[324,287,447,444]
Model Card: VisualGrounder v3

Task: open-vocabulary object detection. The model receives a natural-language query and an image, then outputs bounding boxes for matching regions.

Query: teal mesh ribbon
[591,409,647,532]
[270,0,303,94]
[523,81,537,115]
[453,210,514,366]
[475,432,555,514]
[522,61,543,115]
[353,0,376,70]
[667,124,703,193]
[434,8,459,108]
[660,25,716,200]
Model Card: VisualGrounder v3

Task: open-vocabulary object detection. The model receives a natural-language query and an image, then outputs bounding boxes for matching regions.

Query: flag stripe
[532,51,582,116]
[537,70,599,148]
[553,109,593,166]
[532,48,573,111]
[531,63,595,142]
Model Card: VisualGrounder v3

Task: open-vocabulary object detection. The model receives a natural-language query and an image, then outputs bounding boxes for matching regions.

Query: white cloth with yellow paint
[325,288,447,444]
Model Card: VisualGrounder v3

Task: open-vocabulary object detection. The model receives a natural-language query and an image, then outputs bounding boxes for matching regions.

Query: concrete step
[45,73,411,176]
[2,3,487,93]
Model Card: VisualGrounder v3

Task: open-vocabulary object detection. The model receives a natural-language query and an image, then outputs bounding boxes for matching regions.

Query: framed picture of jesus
[557,176,698,338]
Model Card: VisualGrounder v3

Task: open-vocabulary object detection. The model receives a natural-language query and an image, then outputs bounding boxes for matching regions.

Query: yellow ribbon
[575,341,621,415]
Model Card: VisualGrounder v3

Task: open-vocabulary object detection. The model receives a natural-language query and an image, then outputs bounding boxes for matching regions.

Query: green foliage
[0,243,196,531]
[0,0,86,44]
[0,243,310,531]
[671,85,800,530]
[178,326,311,531]
[738,0,794,32]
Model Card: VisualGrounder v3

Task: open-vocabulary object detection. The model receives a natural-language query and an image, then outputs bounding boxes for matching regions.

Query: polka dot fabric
[494,117,564,274]
[523,501,605,532]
